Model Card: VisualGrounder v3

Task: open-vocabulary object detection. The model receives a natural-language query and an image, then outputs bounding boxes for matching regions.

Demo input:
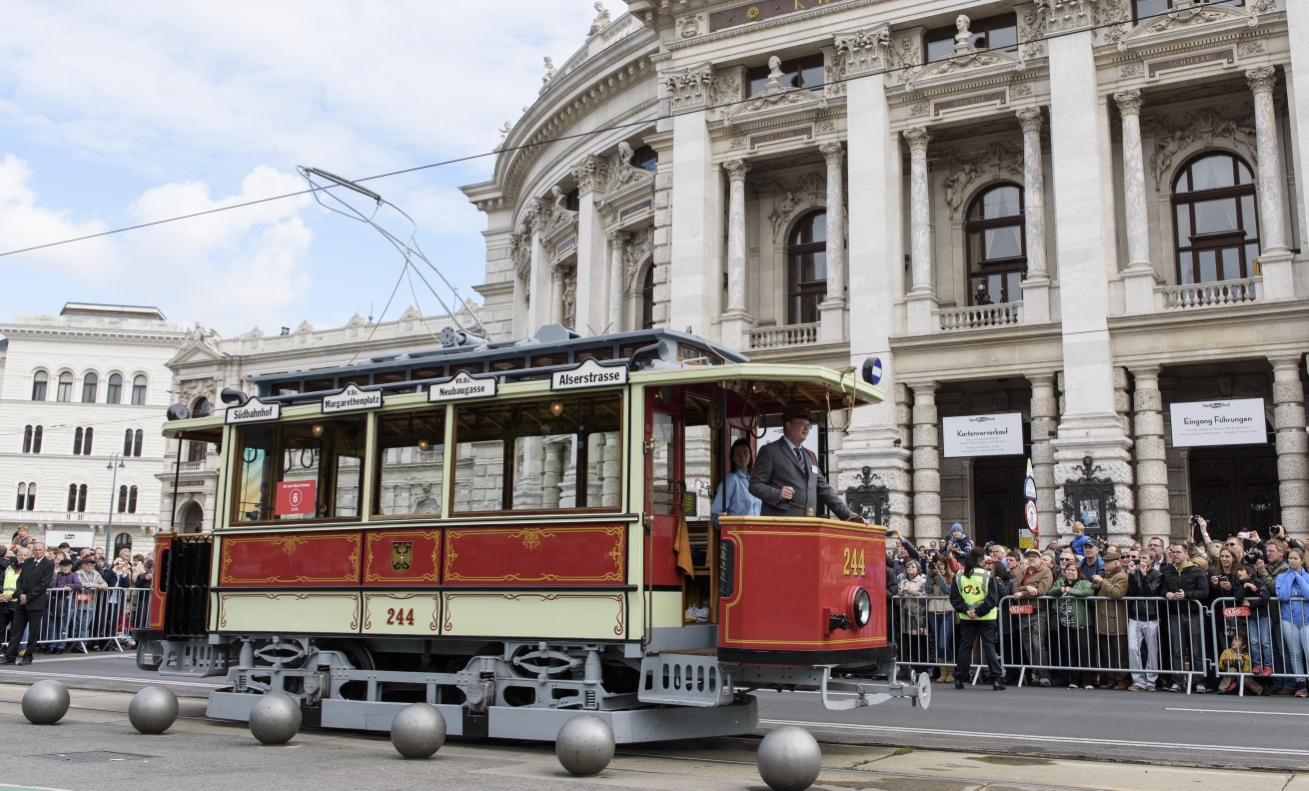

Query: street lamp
[105,453,125,560]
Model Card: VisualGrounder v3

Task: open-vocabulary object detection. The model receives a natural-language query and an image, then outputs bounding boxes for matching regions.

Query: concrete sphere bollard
[128,686,179,734]
[390,702,446,759]
[248,693,302,745]
[756,725,822,791]
[555,714,615,776]
[22,680,71,725]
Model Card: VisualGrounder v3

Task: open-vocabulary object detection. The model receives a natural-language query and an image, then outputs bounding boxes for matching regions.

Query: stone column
[1287,2,1309,266]
[904,127,936,335]
[911,382,942,541]
[1017,107,1051,323]
[573,156,608,334]
[668,65,724,336]
[819,142,847,343]
[1248,67,1294,300]
[1271,356,1308,537]
[607,230,628,333]
[1029,373,1059,545]
[721,159,753,350]
[1115,90,1158,315]
[549,262,566,326]
[1131,366,1170,546]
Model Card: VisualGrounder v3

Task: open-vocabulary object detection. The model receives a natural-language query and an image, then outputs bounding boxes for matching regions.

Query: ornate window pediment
[722,56,827,127]
[904,48,1025,93]
[1116,1,1261,51]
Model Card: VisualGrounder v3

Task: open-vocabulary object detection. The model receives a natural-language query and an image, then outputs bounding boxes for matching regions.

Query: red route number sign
[276,480,317,516]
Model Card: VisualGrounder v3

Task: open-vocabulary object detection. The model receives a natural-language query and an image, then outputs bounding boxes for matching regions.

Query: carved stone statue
[494,121,513,152]
[955,15,975,53]
[542,57,557,88]
[589,2,611,36]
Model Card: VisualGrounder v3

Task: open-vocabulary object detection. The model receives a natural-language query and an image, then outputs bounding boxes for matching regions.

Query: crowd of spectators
[0,526,153,662]
[888,517,1309,696]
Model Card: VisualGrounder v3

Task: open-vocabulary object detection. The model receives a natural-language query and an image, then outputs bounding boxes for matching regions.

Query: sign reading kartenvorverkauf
[322,383,383,414]
[226,397,281,424]
[551,358,629,391]
[943,413,1024,458]
[429,371,497,403]
[1170,398,1267,447]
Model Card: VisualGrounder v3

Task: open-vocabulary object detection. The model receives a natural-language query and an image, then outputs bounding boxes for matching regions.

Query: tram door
[645,387,685,593]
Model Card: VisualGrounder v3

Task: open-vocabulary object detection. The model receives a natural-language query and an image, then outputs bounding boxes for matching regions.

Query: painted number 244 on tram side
[139,325,927,743]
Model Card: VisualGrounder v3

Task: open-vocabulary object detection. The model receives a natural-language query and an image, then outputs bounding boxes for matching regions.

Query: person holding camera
[949,548,1005,691]
[926,554,956,684]
[1126,547,1163,691]
[946,524,972,557]
[1233,561,1274,682]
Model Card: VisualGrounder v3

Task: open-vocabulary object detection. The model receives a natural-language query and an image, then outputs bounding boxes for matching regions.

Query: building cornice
[0,325,187,347]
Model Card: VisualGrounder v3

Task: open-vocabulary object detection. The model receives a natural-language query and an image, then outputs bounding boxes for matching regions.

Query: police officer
[949,547,1005,690]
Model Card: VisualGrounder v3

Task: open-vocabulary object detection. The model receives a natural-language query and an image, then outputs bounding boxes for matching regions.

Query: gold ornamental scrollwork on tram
[443,526,625,584]
[218,533,362,586]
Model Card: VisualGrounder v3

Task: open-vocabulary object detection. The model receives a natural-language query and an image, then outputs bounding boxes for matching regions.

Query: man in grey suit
[749,408,864,523]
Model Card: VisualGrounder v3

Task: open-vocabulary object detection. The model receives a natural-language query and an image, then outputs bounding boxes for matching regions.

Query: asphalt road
[8,653,1308,771]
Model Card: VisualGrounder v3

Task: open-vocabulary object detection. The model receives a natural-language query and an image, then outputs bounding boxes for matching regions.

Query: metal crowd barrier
[1210,596,1309,696]
[891,594,1209,693]
[1,588,152,653]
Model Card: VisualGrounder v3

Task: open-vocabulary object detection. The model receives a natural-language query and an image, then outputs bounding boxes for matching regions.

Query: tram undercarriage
[144,633,924,742]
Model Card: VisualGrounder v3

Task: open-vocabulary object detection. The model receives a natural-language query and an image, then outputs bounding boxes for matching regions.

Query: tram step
[637,652,735,708]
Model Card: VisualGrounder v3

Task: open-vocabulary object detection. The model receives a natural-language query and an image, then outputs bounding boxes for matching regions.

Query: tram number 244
[386,608,416,626]
[842,548,867,577]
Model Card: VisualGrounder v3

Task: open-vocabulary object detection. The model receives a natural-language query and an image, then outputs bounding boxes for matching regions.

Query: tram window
[374,408,446,517]
[304,378,335,393]
[452,393,623,514]
[232,417,367,522]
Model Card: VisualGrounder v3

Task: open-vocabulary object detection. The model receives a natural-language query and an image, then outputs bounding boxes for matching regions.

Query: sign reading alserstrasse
[1170,398,1266,447]
[551,358,629,391]
[226,397,281,425]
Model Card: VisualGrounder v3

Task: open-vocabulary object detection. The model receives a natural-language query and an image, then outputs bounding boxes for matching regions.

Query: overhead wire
[0,12,1159,261]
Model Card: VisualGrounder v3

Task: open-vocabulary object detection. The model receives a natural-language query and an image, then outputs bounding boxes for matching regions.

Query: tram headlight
[850,587,872,628]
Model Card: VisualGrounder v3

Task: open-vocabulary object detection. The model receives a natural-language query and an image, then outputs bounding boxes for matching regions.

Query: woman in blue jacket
[1274,548,1309,697]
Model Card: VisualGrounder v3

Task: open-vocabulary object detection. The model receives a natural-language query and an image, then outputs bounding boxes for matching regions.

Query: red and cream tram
[140,325,926,742]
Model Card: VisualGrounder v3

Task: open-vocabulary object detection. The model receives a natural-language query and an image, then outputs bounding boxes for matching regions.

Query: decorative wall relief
[1144,105,1257,188]
[936,142,1024,217]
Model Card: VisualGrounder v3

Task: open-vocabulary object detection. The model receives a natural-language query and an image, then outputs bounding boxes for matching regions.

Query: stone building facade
[463,0,1309,547]
[0,304,187,555]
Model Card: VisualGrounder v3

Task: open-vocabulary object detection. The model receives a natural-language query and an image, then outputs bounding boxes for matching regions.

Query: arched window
[32,426,42,454]
[787,210,827,324]
[1172,151,1259,285]
[31,371,48,401]
[106,374,123,404]
[114,533,132,556]
[630,144,658,172]
[639,266,655,330]
[118,485,128,513]
[83,427,93,455]
[124,428,134,456]
[131,375,148,405]
[82,373,98,403]
[22,425,32,454]
[16,483,26,511]
[24,483,34,511]
[66,484,77,512]
[128,485,138,514]
[77,484,87,513]
[133,429,144,457]
[73,427,84,456]
[966,184,1026,305]
[57,372,73,402]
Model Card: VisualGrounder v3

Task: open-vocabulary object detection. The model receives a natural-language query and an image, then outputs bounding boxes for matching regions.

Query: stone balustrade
[748,322,820,350]
[937,302,1023,333]
[1157,278,1260,311]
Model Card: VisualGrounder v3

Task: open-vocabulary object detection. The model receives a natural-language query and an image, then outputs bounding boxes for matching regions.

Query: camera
[1244,547,1265,566]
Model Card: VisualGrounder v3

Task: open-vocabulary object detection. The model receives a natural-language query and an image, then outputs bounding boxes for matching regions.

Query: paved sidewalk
[0,684,1303,791]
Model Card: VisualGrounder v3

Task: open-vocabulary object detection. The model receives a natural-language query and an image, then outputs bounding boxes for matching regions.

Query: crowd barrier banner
[1209,596,1309,696]
[3,588,153,652]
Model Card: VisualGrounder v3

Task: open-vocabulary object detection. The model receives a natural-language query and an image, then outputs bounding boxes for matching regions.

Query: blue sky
[0,1,604,336]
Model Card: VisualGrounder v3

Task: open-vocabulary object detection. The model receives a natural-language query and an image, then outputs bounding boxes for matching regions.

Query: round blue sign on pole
[862,357,883,386]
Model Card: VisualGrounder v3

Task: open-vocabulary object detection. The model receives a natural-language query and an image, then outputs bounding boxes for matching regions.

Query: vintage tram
[139,325,926,742]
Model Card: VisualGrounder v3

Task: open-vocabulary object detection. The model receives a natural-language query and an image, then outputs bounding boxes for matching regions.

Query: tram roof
[246,325,746,403]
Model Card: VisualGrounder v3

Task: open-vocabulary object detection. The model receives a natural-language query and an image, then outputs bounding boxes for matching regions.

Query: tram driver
[749,407,865,523]
[711,438,762,529]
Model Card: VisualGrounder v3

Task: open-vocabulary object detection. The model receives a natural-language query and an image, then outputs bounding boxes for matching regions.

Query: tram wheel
[318,639,375,671]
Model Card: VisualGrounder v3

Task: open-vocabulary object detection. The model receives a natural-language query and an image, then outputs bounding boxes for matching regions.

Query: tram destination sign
[1170,398,1266,447]
[943,412,1024,458]
[322,383,382,414]
[429,371,498,403]
[551,358,629,391]
[226,397,281,425]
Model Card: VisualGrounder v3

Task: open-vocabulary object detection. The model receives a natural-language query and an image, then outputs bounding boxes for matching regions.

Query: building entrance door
[1188,445,1280,540]
[973,456,1026,548]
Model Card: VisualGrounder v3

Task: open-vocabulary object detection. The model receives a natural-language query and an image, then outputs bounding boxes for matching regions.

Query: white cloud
[0,154,121,277]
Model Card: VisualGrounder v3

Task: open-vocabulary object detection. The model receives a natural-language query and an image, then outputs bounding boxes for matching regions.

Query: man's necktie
[794,446,805,472]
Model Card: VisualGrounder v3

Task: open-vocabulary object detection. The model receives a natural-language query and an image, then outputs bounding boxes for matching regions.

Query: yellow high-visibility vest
[956,569,996,621]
